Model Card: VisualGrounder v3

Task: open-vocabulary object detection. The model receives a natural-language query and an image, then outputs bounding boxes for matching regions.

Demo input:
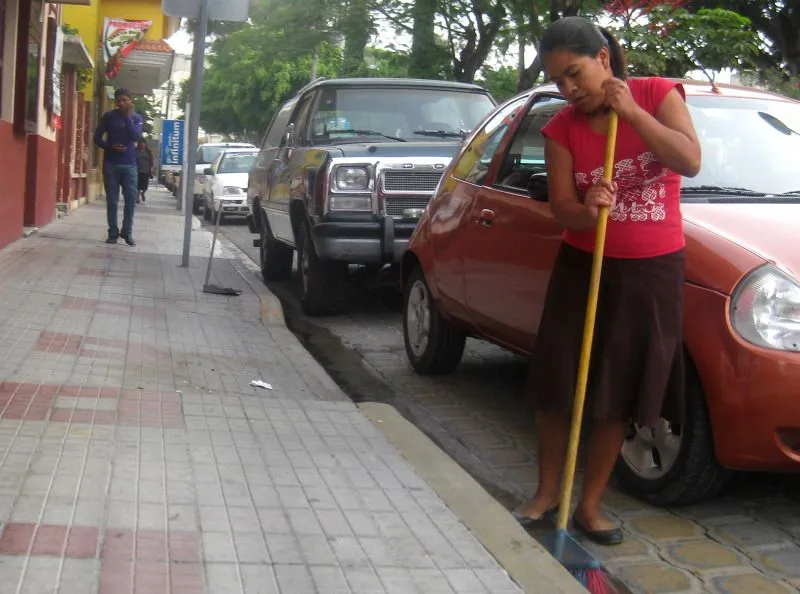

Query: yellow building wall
[62,0,180,96]
[99,0,180,41]
[62,0,101,95]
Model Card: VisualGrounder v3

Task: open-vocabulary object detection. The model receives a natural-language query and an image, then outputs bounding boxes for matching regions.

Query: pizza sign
[102,18,152,80]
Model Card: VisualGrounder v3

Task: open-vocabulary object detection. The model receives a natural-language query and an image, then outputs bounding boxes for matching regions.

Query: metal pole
[204,201,222,287]
[181,0,210,267]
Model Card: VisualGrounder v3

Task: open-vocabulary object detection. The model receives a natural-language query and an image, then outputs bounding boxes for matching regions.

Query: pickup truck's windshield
[310,87,495,143]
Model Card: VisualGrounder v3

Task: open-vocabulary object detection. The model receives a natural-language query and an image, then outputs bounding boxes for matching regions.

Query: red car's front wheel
[403,267,466,374]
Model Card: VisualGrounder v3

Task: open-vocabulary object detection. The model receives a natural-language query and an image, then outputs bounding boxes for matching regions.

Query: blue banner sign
[160,119,185,168]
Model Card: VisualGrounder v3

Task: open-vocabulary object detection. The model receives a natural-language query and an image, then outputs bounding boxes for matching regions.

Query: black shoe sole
[571,514,624,546]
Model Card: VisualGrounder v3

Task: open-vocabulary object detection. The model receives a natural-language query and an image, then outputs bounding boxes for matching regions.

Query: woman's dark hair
[539,16,627,80]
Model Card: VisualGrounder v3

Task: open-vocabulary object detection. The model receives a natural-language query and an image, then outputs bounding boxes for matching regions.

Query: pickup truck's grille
[384,197,430,217]
[383,171,442,193]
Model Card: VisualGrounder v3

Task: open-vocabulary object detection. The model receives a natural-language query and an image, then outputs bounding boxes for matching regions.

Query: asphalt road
[214,216,800,594]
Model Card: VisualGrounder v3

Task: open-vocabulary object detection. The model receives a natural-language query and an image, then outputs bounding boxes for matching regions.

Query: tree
[342,0,375,76]
[132,95,161,136]
[477,65,519,101]
[178,23,343,142]
[440,0,508,82]
[408,0,440,78]
[610,5,762,79]
[690,0,800,77]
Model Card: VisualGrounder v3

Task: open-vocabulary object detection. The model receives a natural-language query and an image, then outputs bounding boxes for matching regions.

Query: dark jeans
[104,163,137,239]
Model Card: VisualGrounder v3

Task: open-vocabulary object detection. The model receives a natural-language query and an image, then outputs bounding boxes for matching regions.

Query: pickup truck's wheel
[297,223,346,316]
[259,223,292,282]
[613,356,732,506]
[192,195,202,215]
[403,267,466,374]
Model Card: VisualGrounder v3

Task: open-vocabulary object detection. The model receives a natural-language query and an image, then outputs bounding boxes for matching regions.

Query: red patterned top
[541,77,686,259]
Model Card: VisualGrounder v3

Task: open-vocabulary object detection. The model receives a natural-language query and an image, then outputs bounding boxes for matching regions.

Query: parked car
[246,77,496,316]
[202,148,258,223]
[191,141,256,214]
[400,80,800,506]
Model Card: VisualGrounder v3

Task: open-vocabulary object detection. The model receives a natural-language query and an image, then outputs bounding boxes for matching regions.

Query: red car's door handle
[478,208,495,226]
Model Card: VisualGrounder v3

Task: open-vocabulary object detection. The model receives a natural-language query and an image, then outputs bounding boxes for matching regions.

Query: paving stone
[629,514,704,542]
[663,540,742,571]
[612,562,694,594]
[712,521,794,551]
[709,572,794,594]
[754,545,800,579]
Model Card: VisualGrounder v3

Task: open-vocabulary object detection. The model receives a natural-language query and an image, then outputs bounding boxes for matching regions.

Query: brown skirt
[527,242,685,427]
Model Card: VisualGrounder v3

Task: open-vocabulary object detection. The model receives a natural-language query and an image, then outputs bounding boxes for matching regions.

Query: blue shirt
[94,109,144,166]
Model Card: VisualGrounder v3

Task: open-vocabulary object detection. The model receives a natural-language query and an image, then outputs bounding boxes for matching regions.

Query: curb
[359,401,587,594]
[211,230,286,327]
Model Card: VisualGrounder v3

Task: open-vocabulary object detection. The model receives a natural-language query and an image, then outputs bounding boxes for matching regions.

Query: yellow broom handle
[556,111,618,531]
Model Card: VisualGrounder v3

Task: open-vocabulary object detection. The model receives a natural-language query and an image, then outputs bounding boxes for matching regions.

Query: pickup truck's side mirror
[528,172,549,202]
[204,168,214,176]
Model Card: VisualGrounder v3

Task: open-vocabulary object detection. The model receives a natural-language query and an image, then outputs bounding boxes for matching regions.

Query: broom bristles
[572,567,614,594]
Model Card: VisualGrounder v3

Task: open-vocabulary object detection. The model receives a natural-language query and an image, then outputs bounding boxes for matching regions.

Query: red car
[400,80,800,506]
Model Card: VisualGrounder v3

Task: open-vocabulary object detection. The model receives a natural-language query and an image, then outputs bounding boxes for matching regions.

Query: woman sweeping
[515,17,702,545]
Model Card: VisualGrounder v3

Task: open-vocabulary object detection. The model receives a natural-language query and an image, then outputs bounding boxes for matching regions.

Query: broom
[541,110,618,594]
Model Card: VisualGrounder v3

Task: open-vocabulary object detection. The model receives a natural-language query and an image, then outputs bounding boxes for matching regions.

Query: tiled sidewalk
[0,189,532,593]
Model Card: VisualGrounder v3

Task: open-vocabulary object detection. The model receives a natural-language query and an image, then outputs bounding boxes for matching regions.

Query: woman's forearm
[628,106,700,177]
[551,198,596,231]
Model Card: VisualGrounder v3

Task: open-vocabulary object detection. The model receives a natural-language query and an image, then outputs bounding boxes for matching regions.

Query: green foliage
[132,95,161,137]
[180,22,343,142]
[477,66,520,102]
[612,6,762,79]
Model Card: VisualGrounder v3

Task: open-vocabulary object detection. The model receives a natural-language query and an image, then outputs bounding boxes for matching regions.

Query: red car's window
[495,97,567,193]
[452,95,528,186]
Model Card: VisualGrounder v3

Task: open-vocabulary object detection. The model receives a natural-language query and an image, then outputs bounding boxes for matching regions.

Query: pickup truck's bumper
[311,216,416,264]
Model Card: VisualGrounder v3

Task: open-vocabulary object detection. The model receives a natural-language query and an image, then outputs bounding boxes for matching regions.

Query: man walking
[94,88,143,246]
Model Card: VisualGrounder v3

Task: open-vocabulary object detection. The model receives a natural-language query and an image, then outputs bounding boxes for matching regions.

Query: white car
[202,148,258,223]
[192,142,256,214]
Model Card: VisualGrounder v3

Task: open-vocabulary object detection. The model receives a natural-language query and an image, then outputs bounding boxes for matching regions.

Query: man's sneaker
[105,237,117,244]
[120,235,136,247]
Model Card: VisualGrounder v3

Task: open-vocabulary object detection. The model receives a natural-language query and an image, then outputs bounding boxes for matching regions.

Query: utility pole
[180,0,209,267]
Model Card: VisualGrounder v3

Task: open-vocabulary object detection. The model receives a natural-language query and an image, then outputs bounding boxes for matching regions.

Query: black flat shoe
[120,235,136,247]
[512,505,559,528]
[572,513,624,546]
[105,237,117,244]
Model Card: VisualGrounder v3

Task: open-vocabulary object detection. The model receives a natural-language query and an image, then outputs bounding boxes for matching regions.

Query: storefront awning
[62,34,94,70]
[110,39,175,96]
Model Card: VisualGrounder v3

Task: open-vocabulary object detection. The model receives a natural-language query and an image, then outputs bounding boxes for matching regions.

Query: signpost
[162,0,250,267]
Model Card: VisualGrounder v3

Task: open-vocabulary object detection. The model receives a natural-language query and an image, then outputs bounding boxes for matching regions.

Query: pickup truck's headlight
[223,186,244,196]
[731,264,800,352]
[329,194,372,211]
[335,166,369,191]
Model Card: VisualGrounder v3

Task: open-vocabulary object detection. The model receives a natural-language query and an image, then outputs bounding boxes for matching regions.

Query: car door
[254,100,296,242]
[461,95,568,353]
[205,153,223,205]
[427,94,531,319]
[270,91,317,244]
